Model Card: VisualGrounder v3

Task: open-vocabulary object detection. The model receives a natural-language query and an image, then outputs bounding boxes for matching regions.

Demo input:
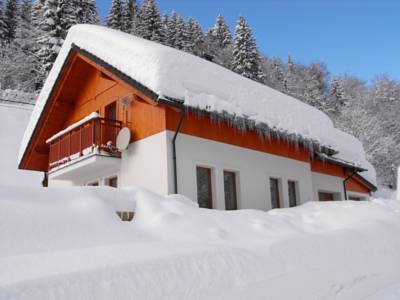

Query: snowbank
[0,103,42,186]
[18,24,376,184]
[1,185,400,299]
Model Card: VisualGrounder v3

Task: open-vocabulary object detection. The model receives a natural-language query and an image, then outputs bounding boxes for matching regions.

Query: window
[196,167,213,209]
[349,196,363,201]
[87,181,99,186]
[270,178,281,209]
[318,192,334,201]
[105,102,117,120]
[288,180,298,207]
[106,177,118,188]
[224,171,238,210]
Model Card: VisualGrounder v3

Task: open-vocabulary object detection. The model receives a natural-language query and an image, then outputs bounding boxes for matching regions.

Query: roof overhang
[315,153,377,192]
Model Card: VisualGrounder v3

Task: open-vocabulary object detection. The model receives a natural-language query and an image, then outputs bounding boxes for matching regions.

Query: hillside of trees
[0,0,398,188]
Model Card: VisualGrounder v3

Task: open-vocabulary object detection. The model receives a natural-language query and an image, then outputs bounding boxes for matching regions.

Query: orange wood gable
[19,50,167,171]
[19,49,373,194]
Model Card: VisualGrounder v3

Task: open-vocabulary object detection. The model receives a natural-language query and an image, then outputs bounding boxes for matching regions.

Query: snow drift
[0,103,42,187]
[18,24,376,184]
[1,185,400,300]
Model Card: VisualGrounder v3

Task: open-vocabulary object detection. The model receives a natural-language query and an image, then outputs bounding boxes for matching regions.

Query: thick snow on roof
[1,185,399,299]
[19,24,375,183]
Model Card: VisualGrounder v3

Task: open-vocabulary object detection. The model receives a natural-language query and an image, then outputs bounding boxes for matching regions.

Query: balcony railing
[47,117,123,170]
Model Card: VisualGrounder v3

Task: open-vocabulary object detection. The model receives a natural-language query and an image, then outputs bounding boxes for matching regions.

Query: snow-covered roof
[18,24,376,184]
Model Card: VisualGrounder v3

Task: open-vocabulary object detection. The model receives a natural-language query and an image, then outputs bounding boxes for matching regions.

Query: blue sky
[96,0,400,82]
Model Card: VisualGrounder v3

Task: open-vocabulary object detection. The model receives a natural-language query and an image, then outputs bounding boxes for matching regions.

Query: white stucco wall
[311,172,370,200]
[47,129,370,206]
[168,131,314,210]
[118,131,170,195]
[311,172,345,201]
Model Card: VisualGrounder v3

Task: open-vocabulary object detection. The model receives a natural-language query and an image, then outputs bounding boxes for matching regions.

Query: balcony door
[104,102,117,147]
[105,102,117,120]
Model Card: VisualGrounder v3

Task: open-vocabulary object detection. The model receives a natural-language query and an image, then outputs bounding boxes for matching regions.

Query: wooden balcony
[47,117,123,171]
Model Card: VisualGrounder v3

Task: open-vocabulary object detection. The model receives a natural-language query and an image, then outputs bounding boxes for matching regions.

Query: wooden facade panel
[346,177,371,194]
[310,160,344,177]
[165,107,310,163]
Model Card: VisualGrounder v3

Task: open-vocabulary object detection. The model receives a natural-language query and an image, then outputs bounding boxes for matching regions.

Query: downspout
[42,172,48,187]
[172,107,185,194]
[343,170,357,200]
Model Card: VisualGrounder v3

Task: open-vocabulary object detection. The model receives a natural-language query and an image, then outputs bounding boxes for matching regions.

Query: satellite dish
[116,127,131,151]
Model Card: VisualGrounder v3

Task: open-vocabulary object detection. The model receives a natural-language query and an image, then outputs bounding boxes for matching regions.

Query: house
[18,25,376,210]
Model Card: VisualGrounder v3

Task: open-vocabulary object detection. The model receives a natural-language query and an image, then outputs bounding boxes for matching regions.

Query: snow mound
[134,191,400,243]
[18,24,375,183]
[0,185,143,257]
[0,103,42,186]
[1,186,400,299]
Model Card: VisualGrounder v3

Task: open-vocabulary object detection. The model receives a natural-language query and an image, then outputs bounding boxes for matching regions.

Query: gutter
[343,170,357,200]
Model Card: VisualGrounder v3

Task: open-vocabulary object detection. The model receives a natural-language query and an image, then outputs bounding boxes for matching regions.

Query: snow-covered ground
[0,185,399,300]
[0,103,42,187]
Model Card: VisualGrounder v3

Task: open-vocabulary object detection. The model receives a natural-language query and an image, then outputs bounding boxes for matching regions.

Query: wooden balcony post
[79,126,82,155]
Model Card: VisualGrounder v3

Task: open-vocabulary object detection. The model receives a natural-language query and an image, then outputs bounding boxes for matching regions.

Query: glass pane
[288,181,297,207]
[107,177,118,188]
[319,192,334,201]
[224,171,237,210]
[270,178,280,209]
[196,167,212,208]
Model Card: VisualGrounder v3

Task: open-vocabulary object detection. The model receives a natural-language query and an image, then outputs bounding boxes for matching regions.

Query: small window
[224,171,238,210]
[319,192,334,201]
[106,177,118,188]
[349,196,363,201]
[87,181,99,186]
[270,178,281,209]
[288,180,298,207]
[196,167,213,209]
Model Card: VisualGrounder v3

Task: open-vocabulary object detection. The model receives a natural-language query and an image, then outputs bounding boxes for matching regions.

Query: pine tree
[209,14,231,49]
[173,15,185,50]
[161,12,168,44]
[59,0,77,38]
[138,0,163,42]
[191,20,204,56]
[36,0,63,72]
[107,0,123,30]
[0,1,7,41]
[165,10,177,47]
[16,0,32,40]
[182,17,195,53]
[122,0,138,33]
[303,63,327,108]
[329,78,345,106]
[4,0,17,42]
[283,55,302,99]
[75,0,99,24]
[31,0,45,28]
[232,16,264,82]
[270,56,284,88]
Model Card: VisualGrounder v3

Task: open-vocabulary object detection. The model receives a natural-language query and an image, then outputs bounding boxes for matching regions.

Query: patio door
[104,102,117,147]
